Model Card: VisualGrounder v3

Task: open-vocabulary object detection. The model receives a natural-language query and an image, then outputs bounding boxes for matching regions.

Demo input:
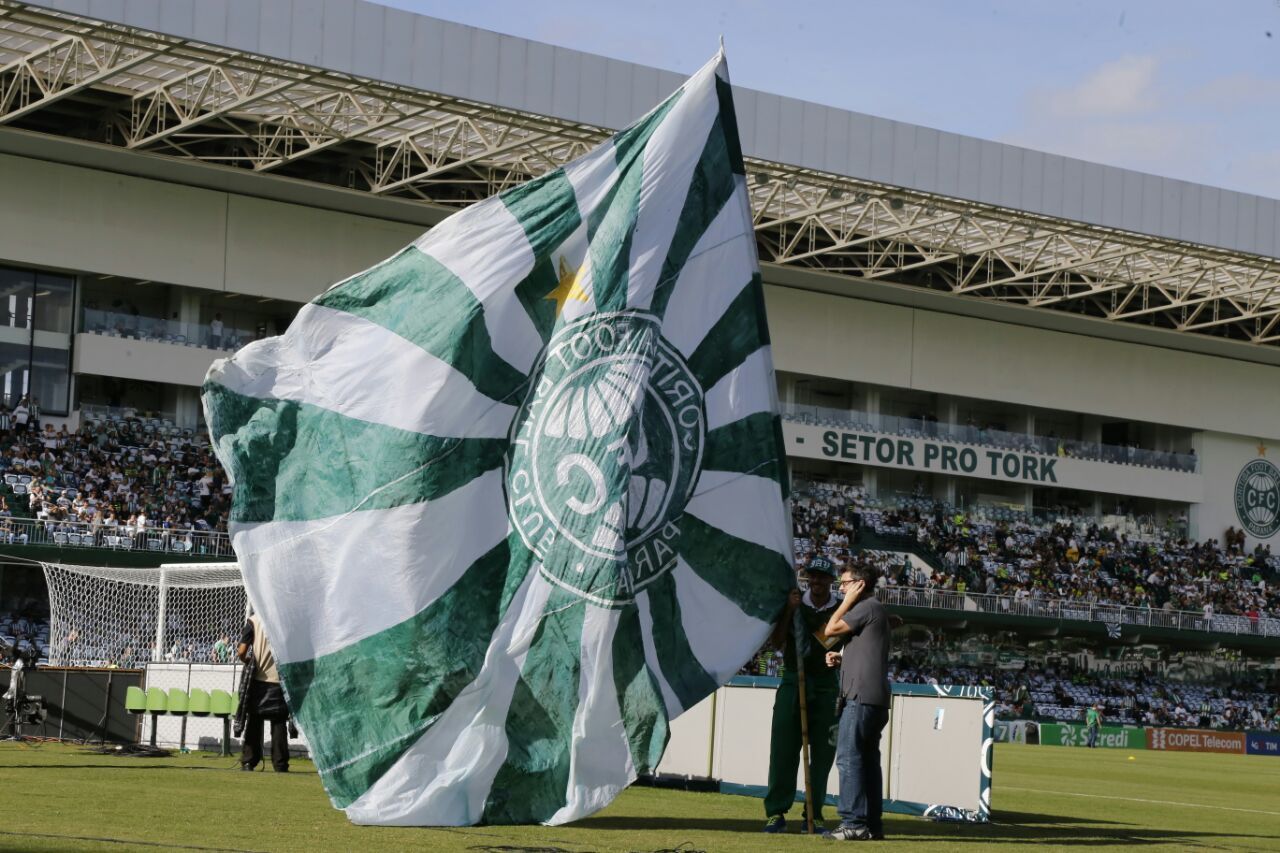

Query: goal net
[42,562,246,668]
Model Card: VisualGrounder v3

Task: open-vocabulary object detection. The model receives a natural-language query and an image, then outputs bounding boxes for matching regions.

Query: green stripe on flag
[702,411,788,494]
[648,115,737,321]
[715,75,746,177]
[280,539,516,809]
[315,247,527,404]
[482,586,587,824]
[611,605,669,774]
[507,170,583,345]
[685,273,769,392]
[503,169,582,259]
[644,571,718,712]
[678,514,792,624]
[586,91,684,314]
[204,383,505,524]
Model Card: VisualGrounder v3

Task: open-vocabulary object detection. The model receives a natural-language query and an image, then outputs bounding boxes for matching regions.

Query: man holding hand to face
[823,564,891,842]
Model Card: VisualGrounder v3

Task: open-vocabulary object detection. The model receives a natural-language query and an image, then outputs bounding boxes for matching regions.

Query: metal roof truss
[0,0,1276,346]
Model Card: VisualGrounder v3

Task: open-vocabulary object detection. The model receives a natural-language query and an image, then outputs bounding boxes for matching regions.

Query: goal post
[42,561,246,668]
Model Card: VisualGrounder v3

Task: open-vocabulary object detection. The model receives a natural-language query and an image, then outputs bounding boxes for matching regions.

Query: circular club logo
[506,312,705,605]
[1235,458,1280,539]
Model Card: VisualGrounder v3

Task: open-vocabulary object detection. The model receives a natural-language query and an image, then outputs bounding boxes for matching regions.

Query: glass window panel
[30,344,70,416]
[0,266,34,331]
[33,273,74,335]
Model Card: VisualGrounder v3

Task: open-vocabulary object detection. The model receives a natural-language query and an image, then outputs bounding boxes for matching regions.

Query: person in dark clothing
[236,613,290,772]
[762,556,841,834]
[823,564,891,842]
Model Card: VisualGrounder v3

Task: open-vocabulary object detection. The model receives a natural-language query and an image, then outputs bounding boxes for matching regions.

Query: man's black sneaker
[800,815,828,834]
[763,815,787,834]
[824,824,874,841]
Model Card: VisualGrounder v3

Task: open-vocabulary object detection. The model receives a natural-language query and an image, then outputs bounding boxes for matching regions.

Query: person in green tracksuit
[762,555,841,834]
[1085,704,1103,748]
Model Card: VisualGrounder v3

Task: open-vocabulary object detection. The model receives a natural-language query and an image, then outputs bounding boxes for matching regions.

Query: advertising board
[1146,727,1245,754]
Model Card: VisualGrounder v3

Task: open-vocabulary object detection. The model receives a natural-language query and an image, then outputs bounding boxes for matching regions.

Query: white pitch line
[1019,788,1280,817]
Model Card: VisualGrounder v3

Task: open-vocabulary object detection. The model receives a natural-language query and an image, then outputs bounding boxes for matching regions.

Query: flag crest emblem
[203,49,793,827]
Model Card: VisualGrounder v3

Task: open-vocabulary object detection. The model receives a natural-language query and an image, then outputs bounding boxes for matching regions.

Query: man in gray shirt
[823,563,890,841]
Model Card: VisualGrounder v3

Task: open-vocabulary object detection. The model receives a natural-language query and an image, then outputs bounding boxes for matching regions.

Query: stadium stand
[791,479,1279,631]
[0,410,233,554]
[888,661,1279,732]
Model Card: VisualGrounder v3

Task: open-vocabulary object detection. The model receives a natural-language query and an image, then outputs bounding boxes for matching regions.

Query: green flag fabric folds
[203,50,793,826]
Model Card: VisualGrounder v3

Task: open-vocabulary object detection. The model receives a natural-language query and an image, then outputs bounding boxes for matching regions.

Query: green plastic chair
[166,689,189,715]
[144,687,167,713]
[166,689,191,751]
[143,687,167,748]
[209,689,234,717]
[188,689,211,716]
[124,685,147,714]
[210,689,236,756]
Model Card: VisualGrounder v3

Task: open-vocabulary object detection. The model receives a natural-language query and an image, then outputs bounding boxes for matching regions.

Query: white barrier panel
[142,663,310,755]
[656,679,994,823]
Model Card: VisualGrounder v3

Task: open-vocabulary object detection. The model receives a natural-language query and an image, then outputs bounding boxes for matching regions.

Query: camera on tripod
[3,654,48,739]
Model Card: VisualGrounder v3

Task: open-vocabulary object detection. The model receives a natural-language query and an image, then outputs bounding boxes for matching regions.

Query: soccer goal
[42,562,246,668]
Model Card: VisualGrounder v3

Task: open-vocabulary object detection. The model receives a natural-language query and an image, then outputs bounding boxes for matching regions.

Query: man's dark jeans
[836,701,889,834]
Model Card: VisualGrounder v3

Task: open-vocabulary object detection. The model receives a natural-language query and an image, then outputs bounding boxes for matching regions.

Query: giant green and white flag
[203,50,792,826]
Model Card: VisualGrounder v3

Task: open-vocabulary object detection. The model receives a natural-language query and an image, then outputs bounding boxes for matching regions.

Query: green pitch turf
[0,741,1277,852]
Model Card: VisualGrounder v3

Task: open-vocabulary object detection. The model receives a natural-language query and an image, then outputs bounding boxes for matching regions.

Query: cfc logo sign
[506,312,705,606]
[1235,458,1280,539]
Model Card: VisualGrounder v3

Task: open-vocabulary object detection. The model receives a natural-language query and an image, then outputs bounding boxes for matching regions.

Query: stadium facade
[0,0,1278,551]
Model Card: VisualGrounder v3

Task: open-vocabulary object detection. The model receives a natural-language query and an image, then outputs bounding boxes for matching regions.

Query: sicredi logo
[1235,458,1280,539]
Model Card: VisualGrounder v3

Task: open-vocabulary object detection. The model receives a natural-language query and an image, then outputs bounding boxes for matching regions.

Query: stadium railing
[878,586,1280,638]
[81,307,255,353]
[0,516,234,558]
[781,402,1199,472]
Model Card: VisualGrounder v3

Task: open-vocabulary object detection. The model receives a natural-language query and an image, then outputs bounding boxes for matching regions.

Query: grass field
[1,741,1278,852]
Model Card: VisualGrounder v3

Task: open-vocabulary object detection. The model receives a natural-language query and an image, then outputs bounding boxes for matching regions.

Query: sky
[374,0,1280,200]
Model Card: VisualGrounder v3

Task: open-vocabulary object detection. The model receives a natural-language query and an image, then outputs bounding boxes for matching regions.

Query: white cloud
[1044,55,1160,118]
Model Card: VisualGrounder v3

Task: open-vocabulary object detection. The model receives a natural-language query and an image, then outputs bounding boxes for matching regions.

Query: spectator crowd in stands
[889,658,1280,732]
[0,404,232,551]
[791,480,1279,631]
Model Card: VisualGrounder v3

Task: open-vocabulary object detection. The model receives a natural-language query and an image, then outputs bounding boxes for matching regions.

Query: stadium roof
[3,0,1280,351]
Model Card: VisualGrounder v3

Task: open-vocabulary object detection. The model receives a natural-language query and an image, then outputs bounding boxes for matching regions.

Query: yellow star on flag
[1258,442,1268,458]
[545,256,590,317]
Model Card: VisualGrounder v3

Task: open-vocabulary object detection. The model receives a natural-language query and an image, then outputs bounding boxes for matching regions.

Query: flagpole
[793,608,816,836]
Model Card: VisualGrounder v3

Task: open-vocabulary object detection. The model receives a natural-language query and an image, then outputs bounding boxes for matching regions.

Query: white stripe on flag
[672,557,772,686]
[344,570,553,826]
[563,138,624,218]
[659,181,755,357]
[703,346,775,431]
[684,470,791,560]
[545,604,637,826]
[231,468,509,664]
[625,62,722,311]
[635,589,682,717]
[414,197,543,375]
[209,304,515,439]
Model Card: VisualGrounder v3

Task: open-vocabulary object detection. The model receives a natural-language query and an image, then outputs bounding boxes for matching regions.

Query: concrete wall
[72,333,220,388]
[0,153,424,302]
[764,286,1280,443]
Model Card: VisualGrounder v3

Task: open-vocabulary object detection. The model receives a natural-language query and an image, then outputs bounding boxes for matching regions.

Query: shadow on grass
[1,763,315,774]
[574,811,1277,847]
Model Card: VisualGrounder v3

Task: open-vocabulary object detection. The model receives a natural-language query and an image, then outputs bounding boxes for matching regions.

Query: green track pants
[764,678,838,819]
